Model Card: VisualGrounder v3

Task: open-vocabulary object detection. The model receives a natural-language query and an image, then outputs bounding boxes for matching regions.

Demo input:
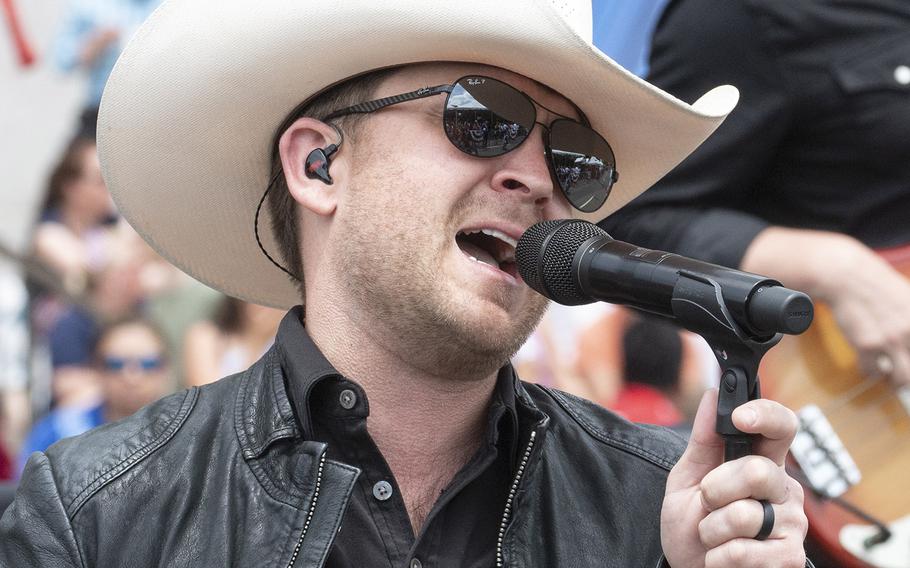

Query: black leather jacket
[0,347,686,567]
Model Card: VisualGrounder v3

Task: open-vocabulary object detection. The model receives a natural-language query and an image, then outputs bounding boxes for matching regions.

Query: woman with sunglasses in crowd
[17,316,171,471]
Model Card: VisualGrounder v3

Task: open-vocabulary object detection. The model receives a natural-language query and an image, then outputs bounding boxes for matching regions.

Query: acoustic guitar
[761,246,910,568]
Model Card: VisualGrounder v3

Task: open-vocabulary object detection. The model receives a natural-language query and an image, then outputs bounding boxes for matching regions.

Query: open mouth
[455,228,518,278]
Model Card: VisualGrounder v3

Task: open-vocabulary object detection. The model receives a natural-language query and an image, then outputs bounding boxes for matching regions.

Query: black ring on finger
[754,499,774,541]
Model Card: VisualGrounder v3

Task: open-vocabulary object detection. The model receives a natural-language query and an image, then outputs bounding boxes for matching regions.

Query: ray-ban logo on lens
[467,78,485,86]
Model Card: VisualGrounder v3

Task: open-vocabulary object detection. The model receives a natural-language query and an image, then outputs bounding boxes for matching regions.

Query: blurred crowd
[0,0,291,480]
[0,131,287,479]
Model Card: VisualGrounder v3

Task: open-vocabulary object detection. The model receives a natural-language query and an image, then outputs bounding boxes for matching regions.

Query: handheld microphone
[516,219,813,338]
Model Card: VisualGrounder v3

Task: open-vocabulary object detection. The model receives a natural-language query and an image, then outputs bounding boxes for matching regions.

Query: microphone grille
[516,219,606,305]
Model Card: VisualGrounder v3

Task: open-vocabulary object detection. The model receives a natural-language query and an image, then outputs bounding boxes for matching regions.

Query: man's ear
[278,118,345,217]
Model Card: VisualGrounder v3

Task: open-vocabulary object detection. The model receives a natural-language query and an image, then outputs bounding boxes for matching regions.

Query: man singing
[1,1,809,566]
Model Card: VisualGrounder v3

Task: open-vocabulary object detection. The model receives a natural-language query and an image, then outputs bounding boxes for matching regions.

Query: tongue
[459,240,500,269]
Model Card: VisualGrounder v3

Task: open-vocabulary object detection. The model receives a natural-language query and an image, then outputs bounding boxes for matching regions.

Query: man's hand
[660,390,808,568]
[742,227,910,386]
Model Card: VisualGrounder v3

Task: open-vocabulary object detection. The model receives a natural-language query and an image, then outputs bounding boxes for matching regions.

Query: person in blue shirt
[54,0,162,137]
[592,0,668,77]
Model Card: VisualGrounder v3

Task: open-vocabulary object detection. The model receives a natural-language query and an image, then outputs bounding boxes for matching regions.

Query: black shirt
[601,0,910,269]
[276,309,521,568]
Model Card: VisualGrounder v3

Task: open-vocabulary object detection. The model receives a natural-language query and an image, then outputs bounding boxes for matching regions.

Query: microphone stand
[668,270,784,462]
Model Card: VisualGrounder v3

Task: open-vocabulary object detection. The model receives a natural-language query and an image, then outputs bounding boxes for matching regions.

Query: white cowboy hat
[97,0,738,308]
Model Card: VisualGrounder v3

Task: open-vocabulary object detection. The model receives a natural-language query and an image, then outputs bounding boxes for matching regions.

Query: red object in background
[611,384,683,427]
[0,441,12,481]
[1,0,36,67]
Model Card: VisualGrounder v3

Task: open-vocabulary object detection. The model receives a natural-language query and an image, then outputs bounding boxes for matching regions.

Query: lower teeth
[470,257,498,269]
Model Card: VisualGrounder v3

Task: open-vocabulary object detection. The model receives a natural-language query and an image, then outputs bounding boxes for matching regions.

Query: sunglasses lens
[443,76,535,157]
[548,120,617,213]
[139,357,164,371]
[104,357,127,372]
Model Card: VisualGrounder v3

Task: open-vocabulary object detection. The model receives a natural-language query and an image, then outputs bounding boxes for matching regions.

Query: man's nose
[488,129,561,212]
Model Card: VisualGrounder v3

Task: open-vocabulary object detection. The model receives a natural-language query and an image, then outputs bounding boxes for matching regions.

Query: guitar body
[761,246,910,568]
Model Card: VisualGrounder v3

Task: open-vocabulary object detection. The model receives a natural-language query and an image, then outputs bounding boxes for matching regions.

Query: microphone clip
[670,271,782,462]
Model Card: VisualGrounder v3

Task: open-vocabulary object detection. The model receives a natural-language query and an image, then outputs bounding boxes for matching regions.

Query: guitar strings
[800,375,886,428]
[799,376,908,474]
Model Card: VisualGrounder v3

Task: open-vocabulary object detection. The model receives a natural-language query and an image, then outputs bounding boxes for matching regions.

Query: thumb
[667,389,724,491]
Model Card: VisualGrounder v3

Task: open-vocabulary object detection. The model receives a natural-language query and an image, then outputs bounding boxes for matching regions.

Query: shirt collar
[275,306,520,451]
[275,307,343,437]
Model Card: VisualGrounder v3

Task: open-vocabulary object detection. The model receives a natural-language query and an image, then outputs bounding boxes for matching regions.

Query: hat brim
[98,0,738,308]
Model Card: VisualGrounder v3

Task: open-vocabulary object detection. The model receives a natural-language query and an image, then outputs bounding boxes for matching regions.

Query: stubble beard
[332,179,550,381]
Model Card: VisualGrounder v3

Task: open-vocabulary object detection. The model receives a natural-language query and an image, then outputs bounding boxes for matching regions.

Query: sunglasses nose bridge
[489,129,560,208]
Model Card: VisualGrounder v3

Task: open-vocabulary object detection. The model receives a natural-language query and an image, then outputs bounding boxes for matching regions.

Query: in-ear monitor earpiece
[305,144,337,185]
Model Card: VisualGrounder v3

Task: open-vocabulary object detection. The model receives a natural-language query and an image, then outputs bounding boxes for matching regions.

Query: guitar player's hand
[742,227,910,386]
[824,245,910,387]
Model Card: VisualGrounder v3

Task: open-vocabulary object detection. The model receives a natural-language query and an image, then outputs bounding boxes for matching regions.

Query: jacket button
[339,389,357,409]
[410,559,423,568]
[895,65,910,86]
[372,480,393,501]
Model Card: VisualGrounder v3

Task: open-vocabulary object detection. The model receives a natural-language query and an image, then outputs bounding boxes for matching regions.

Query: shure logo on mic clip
[788,311,811,318]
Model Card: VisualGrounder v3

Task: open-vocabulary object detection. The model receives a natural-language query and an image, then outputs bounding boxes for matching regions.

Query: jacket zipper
[496,430,537,568]
[286,451,327,568]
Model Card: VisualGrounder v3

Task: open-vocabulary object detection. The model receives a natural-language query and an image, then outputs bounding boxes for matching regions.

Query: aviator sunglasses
[102,355,165,373]
[323,75,619,213]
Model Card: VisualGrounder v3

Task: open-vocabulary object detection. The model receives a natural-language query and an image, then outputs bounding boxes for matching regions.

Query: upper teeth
[464,228,518,249]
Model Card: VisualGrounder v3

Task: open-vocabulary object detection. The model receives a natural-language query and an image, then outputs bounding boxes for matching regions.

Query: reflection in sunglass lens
[548,119,617,213]
[443,77,535,157]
